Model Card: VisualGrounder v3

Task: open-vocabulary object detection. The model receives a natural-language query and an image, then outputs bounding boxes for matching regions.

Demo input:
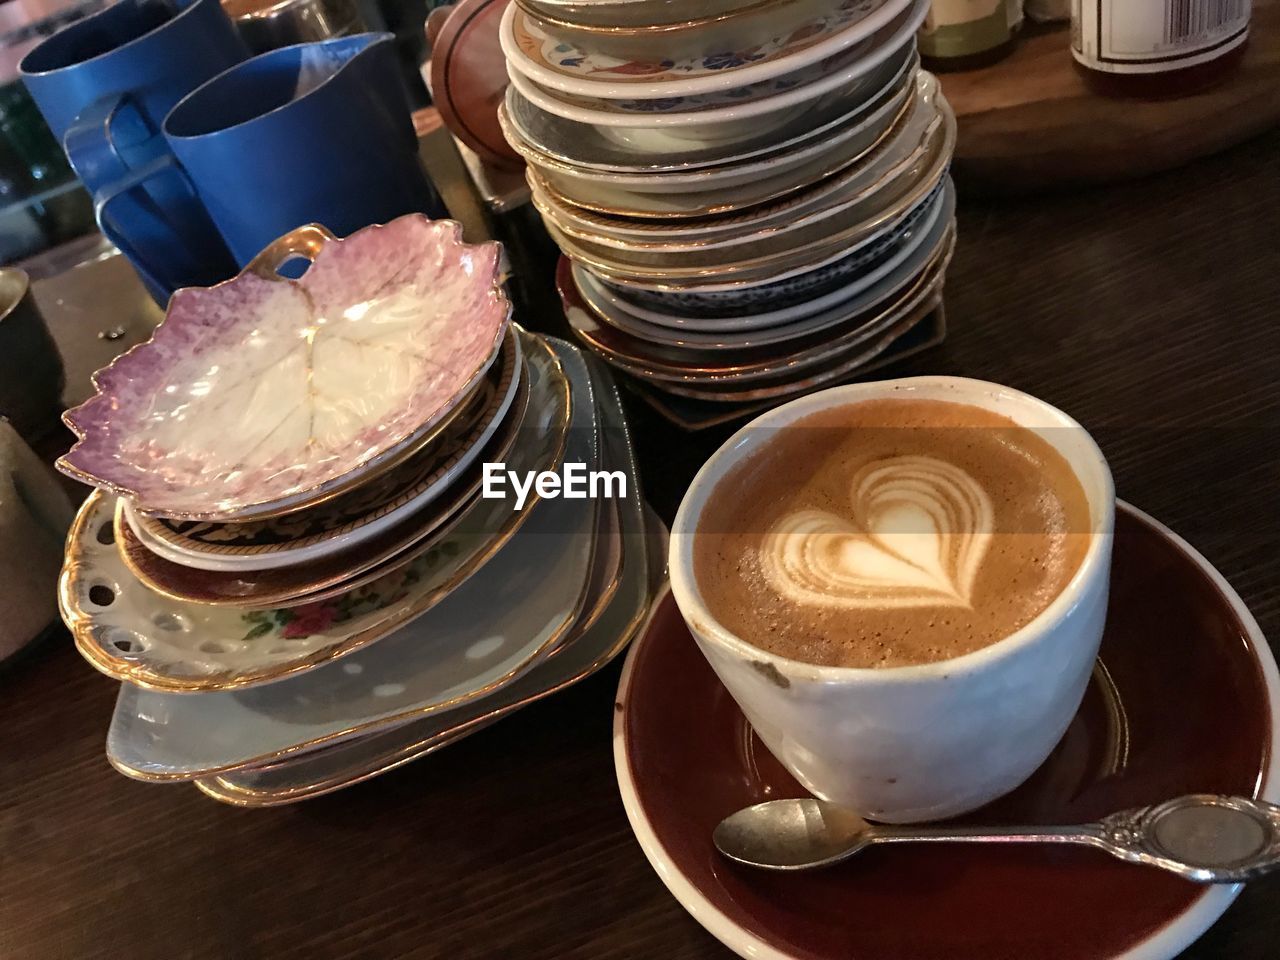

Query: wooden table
[2,126,1279,960]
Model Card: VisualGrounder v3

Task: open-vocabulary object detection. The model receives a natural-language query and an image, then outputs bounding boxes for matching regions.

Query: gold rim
[192,359,661,803]
[129,328,521,559]
[572,221,953,378]
[103,368,599,778]
[62,337,575,693]
[517,0,804,38]
[530,105,930,258]
[57,218,511,523]
[550,102,954,285]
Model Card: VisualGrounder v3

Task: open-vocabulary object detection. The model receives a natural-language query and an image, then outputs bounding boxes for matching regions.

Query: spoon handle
[868,795,1280,883]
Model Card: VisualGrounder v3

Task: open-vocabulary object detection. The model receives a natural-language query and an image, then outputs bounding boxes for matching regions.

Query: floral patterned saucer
[108,336,562,610]
[123,328,523,572]
[59,336,573,692]
[104,339,602,778]
[502,0,908,99]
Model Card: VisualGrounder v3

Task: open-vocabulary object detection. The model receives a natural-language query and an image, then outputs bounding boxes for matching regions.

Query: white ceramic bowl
[514,0,836,61]
[504,0,928,151]
[669,378,1115,822]
[525,0,760,28]
[508,61,913,194]
[504,0,911,99]
[498,43,916,174]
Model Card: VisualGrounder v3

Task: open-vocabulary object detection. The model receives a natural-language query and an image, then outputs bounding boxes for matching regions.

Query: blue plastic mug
[96,33,444,287]
[20,0,249,299]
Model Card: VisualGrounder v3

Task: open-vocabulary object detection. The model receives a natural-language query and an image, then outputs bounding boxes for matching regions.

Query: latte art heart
[761,456,994,610]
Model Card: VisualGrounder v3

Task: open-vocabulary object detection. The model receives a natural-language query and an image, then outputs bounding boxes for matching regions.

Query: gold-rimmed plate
[539,109,945,278]
[60,337,575,692]
[124,327,523,572]
[626,304,946,430]
[109,334,565,609]
[498,43,916,174]
[563,218,955,383]
[104,339,604,780]
[529,71,943,248]
[542,86,953,287]
[658,284,944,402]
[501,55,913,192]
[570,184,949,350]
[193,361,663,805]
[59,218,511,522]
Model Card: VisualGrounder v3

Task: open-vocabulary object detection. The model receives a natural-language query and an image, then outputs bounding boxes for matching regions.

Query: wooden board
[939,0,1280,194]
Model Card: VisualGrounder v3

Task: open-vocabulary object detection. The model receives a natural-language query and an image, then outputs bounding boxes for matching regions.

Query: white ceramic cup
[669,376,1115,823]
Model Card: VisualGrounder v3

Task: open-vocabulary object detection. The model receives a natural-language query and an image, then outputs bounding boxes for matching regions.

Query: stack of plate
[55,216,664,805]
[498,0,958,416]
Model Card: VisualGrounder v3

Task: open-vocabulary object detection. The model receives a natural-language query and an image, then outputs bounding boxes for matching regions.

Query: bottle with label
[919,0,1025,71]
[1071,0,1250,97]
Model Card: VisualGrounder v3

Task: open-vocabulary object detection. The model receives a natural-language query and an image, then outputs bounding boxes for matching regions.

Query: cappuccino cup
[669,377,1114,823]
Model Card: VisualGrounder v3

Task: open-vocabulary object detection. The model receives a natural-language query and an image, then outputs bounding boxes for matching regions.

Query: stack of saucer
[498,0,958,420]
[55,215,664,804]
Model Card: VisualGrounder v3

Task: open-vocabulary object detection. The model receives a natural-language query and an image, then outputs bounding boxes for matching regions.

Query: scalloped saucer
[59,217,510,522]
[614,502,1280,960]
[502,0,909,99]
[193,362,666,805]
[122,327,524,572]
[105,339,603,779]
[59,336,572,692]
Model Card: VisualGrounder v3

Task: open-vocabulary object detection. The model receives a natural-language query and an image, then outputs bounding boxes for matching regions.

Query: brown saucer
[615,502,1280,960]
[430,0,524,169]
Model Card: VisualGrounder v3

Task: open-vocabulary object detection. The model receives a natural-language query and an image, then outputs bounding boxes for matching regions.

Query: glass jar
[1071,0,1250,97]
[919,0,1025,71]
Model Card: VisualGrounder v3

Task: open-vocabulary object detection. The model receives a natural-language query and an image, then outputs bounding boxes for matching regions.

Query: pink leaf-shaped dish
[60,217,510,521]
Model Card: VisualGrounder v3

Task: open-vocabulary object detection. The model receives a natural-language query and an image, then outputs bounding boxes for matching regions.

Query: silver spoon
[714,794,1280,882]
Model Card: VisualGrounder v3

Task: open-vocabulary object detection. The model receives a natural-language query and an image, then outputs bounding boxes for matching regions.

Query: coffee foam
[692,398,1093,669]
[761,455,993,610]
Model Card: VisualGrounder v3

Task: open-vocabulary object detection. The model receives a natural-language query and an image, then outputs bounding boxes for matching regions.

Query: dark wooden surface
[937,0,1280,194]
[2,125,1279,960]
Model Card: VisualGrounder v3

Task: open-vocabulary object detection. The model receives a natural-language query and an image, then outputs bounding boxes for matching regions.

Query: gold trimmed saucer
[59,336,575,691]
[104,340,603,781]
[111,337,567,609]
[126,327,522,571]
[566,222,954,382]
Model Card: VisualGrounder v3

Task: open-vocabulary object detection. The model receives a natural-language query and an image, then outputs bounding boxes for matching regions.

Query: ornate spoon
[713,794,1280,882]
